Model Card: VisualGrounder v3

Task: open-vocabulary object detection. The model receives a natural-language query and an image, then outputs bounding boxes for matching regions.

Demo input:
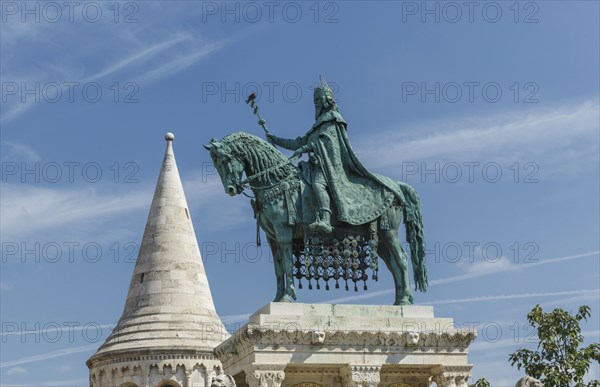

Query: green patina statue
[204,78,428,305]
[267,81,413,234]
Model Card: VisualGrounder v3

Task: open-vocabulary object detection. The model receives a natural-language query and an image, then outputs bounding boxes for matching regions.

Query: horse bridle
[235,156,297,246]
[239,158,296,192]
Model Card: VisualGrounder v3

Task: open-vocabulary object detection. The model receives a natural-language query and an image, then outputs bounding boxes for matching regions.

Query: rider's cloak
[281,110,409,226]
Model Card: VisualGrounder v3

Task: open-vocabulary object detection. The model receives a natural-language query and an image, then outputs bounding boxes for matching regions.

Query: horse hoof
[278,295,295,303]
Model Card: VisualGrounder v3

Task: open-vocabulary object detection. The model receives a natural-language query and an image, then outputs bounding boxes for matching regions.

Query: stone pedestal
[215,303,475,387]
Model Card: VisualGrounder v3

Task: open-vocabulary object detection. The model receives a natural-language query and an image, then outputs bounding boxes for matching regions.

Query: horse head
[203,138,245,196]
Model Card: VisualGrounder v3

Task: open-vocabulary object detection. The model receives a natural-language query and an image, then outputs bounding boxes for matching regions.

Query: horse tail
[397,181,428,292]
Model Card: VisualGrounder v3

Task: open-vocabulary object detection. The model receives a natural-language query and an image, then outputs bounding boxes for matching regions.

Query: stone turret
[87,133,228,387]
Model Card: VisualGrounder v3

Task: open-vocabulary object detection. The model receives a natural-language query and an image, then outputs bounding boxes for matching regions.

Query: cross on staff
[245,92,270,135]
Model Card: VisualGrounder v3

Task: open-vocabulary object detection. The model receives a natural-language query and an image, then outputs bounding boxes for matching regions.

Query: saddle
[292,160,382,292]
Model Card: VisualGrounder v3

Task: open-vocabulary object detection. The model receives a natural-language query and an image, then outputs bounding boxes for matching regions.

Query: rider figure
[267,79,343,234]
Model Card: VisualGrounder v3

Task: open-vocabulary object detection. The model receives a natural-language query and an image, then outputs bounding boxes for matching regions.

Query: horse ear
[204,138,223,151]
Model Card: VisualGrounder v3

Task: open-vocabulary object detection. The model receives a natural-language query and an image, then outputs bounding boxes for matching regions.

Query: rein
[239,159,295,191]
[221,137,297,247]
[240,160,290,189]
[238,157,296,248]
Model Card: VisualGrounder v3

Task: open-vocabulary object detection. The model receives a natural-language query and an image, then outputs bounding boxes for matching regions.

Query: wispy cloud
[1,167,248,242]
[0,281,14,290]
[540,290,600,309]
[1,378,89,387]
[1,7,231,124]
[426,289,599,306]
[6,366,28,376]
[0,184,151,241]
[430,251,600,286]
[0,324,115,338]
[56,364,73,374]
[470,329,600,352]
[0,344,97,368]
[1,141,41,162]
[0,101,35,124]
[83,34,192,82]
[359,99,599,175]
[135,41,225,84]
[217,286,600,325]
[316,251,599,304]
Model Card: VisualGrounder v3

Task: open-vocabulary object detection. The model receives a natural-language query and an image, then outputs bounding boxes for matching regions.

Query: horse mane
[221,132,294,186]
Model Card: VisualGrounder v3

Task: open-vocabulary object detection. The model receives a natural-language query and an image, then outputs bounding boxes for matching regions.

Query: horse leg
[267,236,285,302]
[274,227,296,302]
[380,227,413,305]
[396,237,413,305]
[376,242,400,304]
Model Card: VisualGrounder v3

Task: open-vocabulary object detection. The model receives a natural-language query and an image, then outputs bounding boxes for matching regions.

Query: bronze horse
[205,132,427,305]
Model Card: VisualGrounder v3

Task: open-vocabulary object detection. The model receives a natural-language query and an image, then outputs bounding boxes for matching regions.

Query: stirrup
[309,220,333,234]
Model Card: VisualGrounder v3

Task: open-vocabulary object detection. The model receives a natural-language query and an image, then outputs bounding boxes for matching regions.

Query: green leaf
[508,305,599,387]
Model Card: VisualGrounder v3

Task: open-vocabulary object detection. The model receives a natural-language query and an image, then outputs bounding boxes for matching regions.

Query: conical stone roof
[90,133,227,360]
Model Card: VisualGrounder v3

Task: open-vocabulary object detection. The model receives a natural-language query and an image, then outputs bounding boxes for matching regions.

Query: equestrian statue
[204,78,428,305]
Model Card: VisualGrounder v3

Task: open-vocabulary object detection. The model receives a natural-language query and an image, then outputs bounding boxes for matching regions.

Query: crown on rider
[313,75,334,101]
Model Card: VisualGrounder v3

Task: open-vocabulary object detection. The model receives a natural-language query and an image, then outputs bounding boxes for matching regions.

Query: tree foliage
[469,378,490,387]
[509,305,600,387]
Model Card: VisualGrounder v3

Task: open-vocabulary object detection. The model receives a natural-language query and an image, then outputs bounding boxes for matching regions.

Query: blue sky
[1,1,599,385]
